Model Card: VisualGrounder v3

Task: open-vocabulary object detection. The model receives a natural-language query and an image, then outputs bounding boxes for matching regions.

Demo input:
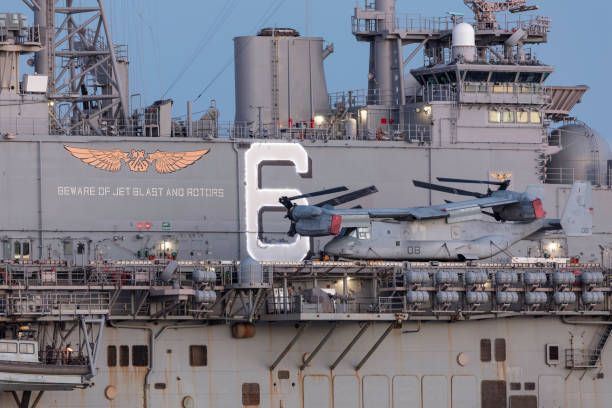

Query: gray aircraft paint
[0,0,612,407]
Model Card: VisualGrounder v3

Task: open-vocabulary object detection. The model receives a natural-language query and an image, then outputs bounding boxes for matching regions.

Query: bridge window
[502,111,515,123]
[530,111,542,123]
[435,73,449,84]
[488,110,501,123]
[518,72,543,83]
[13,242,21,259]
[423,74,437,85]
[0,342,17,353]
[465,71,490,82]
[493,85,514,93]
[517,111,529,123]
[491,71,517,83]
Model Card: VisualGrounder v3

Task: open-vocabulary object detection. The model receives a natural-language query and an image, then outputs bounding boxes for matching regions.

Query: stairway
[588,320,612,367]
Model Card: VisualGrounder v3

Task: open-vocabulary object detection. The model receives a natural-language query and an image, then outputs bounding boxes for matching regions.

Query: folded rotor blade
[436,177,511,191]
[286,186,348,201]
[436,177,504,186]
[413,180,485,198]
[315,186,379,207]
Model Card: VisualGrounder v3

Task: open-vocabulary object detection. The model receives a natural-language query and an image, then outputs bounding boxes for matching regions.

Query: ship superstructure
[0,0,610,407]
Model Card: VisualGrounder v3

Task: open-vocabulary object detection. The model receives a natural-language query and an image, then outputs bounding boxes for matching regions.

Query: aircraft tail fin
[561,181,592,236]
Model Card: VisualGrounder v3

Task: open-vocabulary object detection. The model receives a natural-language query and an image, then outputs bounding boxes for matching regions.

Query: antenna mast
[23,0,130,135]
[464,0,539,29]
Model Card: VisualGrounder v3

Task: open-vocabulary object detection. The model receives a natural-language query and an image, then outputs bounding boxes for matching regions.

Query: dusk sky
[10,0,611,140]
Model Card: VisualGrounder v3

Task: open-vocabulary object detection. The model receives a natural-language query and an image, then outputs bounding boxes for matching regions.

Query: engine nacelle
[295,213,342,237]
[494,199,546,221]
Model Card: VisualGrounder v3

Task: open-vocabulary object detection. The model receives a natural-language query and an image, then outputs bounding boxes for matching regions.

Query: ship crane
[464,0,539,29]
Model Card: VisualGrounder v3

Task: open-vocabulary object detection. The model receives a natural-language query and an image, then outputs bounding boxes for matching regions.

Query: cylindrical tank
[370,0,396,106]
[34,0,50,81]
[406,270,429,284]
[239,257,263,285]
[553,292,576,305]
[496,291,519,304]
[553,272,576,285]
[194,290,217,304]
[582,291,605,304]
[580,272,604,285]
[435,271,459,284]
[193,268,216,284]
[496,271,518,285]
[344,117,357,139]
[436,291,460,304]
[451,23,476,62]
[525,292,548,305]
[234,29,330,128]
[406,291,429,304]
[465,271,488,285]
[466,291,489,304]
[232,323,256,339]
[524,272,547,285]
[547,124,612,185]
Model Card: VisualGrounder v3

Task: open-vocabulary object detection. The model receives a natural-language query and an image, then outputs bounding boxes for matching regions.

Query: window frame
[107,345,117,367]
[119,345,129,367]
[189,345,207,367]
[19,343,34,354]
[488,110,501,123]
[502,111,515,123]
[530,111,542,124]
[131,345,149,367]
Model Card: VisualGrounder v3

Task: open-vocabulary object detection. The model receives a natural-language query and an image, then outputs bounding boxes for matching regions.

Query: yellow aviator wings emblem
[64,145,210,174]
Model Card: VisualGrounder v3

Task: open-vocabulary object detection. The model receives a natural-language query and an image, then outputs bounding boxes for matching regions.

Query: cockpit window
[357,227,371,240]
[348,229,358,238]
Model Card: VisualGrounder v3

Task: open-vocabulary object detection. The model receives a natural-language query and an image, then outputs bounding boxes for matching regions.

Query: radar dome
[547,123,612,185]
[452,23,475,47]
[451,23,476,62]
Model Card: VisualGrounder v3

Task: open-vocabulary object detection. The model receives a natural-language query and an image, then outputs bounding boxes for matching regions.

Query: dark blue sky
[10,0,611,140]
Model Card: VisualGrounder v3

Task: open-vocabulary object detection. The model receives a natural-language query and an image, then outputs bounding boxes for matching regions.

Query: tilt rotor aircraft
[279,179,592,261]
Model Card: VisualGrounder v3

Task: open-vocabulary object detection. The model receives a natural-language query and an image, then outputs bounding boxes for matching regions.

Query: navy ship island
[0,0,611,407]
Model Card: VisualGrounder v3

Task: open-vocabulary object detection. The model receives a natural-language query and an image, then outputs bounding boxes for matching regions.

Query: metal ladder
[588,320,612,367]
[271,35,280,137]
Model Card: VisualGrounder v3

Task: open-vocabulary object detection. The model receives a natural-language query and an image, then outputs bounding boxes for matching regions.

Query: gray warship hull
[2,136,610,264]
[0,0,611,407]
[0,319,606,407]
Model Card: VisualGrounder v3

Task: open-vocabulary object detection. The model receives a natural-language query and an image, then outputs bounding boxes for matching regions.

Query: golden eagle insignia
[64,146,210,174]
[490,172,513,182]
